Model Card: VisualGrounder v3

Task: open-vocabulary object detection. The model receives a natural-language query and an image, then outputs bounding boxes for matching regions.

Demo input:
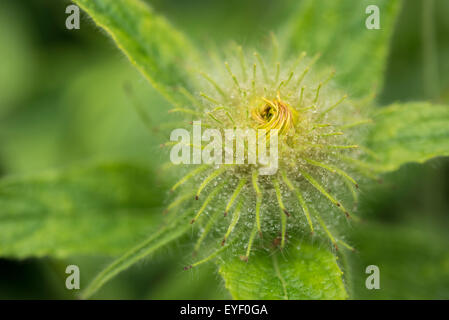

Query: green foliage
[0,57,170,174]
[281,0,402,98]
[0,2,34,118]
[0,162,167,258]
[73,0,199,106]
[219,241,347,300]
[82,208,192,299]
[64,0,449,300]
[366,102,449,172]
[147,263,230,300]
[0,0,448,300]
[349,222,449,299]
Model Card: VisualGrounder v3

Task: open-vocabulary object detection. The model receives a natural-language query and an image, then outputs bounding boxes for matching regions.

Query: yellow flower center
[251,93,297,135]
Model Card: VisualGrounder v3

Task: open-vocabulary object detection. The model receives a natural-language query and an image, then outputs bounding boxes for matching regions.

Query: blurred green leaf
[366,102,449,172]
[349,222,449,299]
[0,56,170,175]
[0,2,34,118]
[82,202,192,299]
[218,241,347,300]
[147,262,230,300]
[82,215,191,298]
[0,162,167,259]
[281,0,402,98]
[73,0,199,106]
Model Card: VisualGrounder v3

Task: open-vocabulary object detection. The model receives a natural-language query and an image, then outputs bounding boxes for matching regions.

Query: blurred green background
[0,0,448,299]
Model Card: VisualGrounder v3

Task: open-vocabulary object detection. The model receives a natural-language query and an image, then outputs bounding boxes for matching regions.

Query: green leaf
[365,102,449,172]
[349,222,449,299]
[0,162,167,258]
[73,0,199,106]
[82,209,192,299]
[218,241,348,300]
[0,2,35,118]
[146,262,231,300]
[0,57,171,174]
[281,0,402,98]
